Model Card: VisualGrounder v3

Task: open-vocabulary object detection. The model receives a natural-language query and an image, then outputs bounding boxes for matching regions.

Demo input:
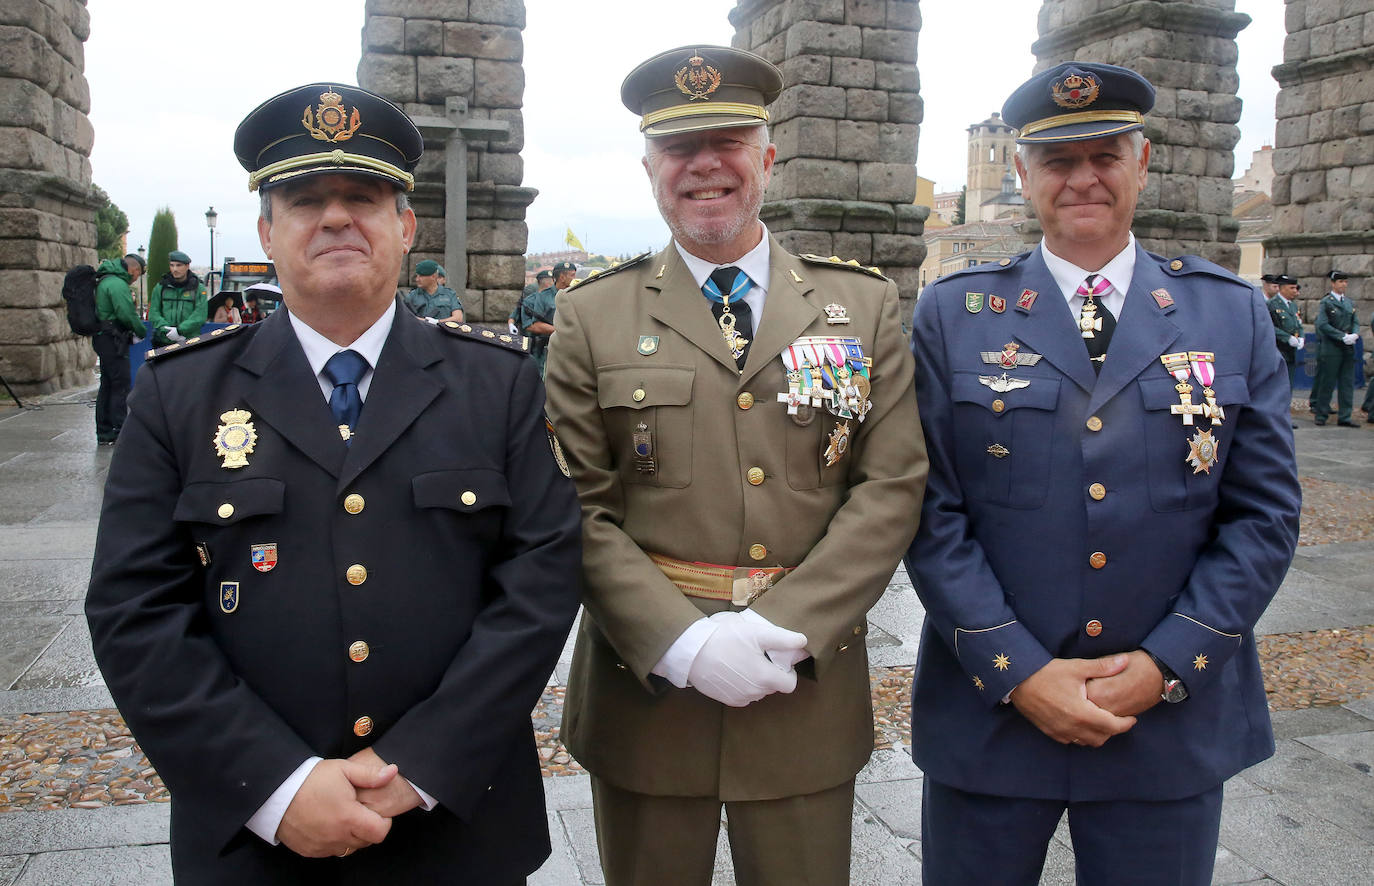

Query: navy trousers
[921,778,1223,886]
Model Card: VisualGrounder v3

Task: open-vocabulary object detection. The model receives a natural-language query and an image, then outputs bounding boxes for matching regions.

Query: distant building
[932,190,962,226]
[1233,190,1272,284]
[914,175,949,229]
[1234,145,1274,196]
[978,168,1025,222]
[966,113,1018,222]
[918,219,1026,290]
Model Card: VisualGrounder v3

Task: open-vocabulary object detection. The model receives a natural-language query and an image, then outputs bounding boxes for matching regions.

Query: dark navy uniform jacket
[904,244,1300,802]
[86,304,581,883]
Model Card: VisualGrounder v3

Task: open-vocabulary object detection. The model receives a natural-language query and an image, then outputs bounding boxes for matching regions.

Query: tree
[93,186,129,260]
[146,208,178,285]
[954,187,967,226]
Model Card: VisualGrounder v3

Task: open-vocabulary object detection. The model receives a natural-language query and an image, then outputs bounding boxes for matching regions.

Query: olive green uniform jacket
[149,275,208,346]
[544,237,927,800]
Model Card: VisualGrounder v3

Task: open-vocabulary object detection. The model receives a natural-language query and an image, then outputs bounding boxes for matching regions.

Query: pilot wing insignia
[980,342,1043,369]
[978,372,1031,393]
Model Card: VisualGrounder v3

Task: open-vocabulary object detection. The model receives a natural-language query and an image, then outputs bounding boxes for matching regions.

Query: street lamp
[205,206,218,291]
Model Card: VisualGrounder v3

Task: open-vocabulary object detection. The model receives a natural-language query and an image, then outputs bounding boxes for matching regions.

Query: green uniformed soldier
[403,259,464,321]
[148,249,209,346]
[1310,269,1359,426]
[517,260,571,375]
[543,45,927,885]
[1267,274,1304,429]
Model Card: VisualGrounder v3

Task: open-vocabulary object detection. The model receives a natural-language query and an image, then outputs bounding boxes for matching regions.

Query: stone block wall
[729,0,928,318]
[1264,0,1374,324]
[1032,0,1248,269]
[0,0,98,395]
[359,0,534,321]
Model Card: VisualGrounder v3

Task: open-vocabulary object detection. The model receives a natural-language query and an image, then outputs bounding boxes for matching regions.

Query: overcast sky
[85,0,1284,266]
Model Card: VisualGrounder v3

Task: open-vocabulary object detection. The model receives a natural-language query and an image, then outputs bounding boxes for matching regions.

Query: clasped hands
[1343,332,1360,346]
[687,611,809,707]
[1009,650,1164,748]
[276,747,422,859]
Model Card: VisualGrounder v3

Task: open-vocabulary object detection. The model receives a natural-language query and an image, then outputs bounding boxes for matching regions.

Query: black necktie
[323,349,368,445]
[1076,274,1117,373]
[706,266,753,371]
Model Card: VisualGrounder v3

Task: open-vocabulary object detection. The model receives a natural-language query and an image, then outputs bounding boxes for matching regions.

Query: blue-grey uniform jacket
[904,245,1300,802]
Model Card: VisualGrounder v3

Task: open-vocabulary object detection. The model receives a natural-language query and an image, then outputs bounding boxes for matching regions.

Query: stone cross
[412,97,510,293]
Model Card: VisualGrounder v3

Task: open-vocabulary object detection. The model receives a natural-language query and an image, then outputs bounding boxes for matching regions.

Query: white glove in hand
[1290,335,1304,349]
[163,327,186,344]
[131,336,144,346]
[1343,333,1360,346]
[687,611,808,707]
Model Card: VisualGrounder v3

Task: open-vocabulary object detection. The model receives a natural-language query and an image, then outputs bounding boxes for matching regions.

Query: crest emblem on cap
[1051,72,1100,110]
[675,53,723,101]
[302,89,362,143]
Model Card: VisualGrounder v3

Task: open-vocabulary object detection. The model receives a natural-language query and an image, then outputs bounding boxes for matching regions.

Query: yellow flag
[565,226,586,252]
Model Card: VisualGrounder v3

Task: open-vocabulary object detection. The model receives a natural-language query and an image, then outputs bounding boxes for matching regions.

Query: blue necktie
[323,350,368,445]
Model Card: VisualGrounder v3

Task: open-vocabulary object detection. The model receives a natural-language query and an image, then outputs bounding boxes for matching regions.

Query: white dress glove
[1290,335,1304,349]
[1343,333,1359,345]
[686,611,808,707]
[163,326,186,344]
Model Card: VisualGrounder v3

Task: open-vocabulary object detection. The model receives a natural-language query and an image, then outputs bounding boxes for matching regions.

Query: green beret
[168,250,191,264]
[415,259,440,276]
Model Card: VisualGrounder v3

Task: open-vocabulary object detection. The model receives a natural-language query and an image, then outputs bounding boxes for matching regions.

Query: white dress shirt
[1041,232,1137,321]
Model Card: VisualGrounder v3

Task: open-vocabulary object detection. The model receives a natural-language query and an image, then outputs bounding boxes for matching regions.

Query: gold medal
[213,409,257,469]
[1186,429,1220,475]
[824,421,852,467]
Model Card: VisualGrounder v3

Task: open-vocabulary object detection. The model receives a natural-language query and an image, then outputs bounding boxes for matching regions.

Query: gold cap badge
[675,53,723,101]
[302,89,362,143]
[1052,72,1100,109]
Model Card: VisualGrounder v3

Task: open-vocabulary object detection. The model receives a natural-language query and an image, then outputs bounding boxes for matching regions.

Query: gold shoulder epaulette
[144,323,250,362]
[798,253,889,281]
[434,320,529,353]
[566,252,653,290]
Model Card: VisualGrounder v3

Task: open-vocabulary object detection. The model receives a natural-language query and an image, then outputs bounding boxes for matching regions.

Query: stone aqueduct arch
[0,0,1359,395]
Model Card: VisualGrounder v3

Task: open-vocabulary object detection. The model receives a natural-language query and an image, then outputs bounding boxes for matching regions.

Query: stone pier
[729,0,927,318]
[0,0,99,395]
[1264,0,1374,320]
[359,0,535,322]
[1032,0,1249,269]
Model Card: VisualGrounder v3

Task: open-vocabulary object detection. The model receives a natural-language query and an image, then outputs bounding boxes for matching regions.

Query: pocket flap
[412,469,510,512]
[1140,373,1249,411]
[174,478,285,525]
[597,364,695,410]
[951,371,1060,413]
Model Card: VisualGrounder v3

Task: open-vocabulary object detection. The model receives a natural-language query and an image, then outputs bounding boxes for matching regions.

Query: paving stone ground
[0,387,1371,885]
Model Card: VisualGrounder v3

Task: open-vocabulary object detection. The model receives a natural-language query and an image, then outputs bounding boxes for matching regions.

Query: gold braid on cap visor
[1016,109,1144,140]
[247,150,415,191]
[640,102,769,132]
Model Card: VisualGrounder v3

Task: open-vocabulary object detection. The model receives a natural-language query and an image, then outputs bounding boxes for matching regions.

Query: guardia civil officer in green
[517,260,570,375]
[544,45,926,885]
[92,252,145,444]
[149,249,209,346]
[1310,269,1359,426]
[403,258,464,321]
[86,82,580,883]
[1267,273,1304,385]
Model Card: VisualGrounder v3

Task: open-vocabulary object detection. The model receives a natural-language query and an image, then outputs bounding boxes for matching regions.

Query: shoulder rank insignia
[981,342,1042,369]
[568,252,653,290]
[435,321,528,353]
[798,254,888,280]
[146,323,249,362]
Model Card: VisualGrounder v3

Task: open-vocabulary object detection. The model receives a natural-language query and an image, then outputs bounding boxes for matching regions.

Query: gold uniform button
[748,544,767,561]
[1085,619,1103,637]
[461,490,477,506]
[1086,416,1103,432]
[999,258,1011,267]
[353,716,373,737]
[343,493,365,515]
[348,641,370,662]
[747,467,765,486]
[1089,483,1106,501]
[737,392,755,410]
[346,564,368,585]
[852,625,863,636]
[217,503,234,520]
[991,399,1005,413]
[1089,551,1107,569]
[1170,259,1184,271]
[632,388,646,402]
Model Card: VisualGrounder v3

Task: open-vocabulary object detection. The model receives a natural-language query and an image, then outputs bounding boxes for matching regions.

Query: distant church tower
[967,113,1017,220]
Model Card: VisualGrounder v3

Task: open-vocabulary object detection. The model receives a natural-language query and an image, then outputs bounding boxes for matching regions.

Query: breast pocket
[597,364,695,488]
[413,468,510,545]
[1138,373,1249,512]
[174,477,285,525]
[949,371,1061,509]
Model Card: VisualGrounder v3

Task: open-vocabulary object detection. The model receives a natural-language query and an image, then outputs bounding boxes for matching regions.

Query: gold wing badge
[302,89,362,143]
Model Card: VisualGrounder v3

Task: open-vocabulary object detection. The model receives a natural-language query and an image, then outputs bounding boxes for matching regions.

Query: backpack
[61,265,101,336]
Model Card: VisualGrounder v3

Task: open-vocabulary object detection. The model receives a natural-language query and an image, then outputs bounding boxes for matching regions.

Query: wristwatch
[1145,651,1188,703]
